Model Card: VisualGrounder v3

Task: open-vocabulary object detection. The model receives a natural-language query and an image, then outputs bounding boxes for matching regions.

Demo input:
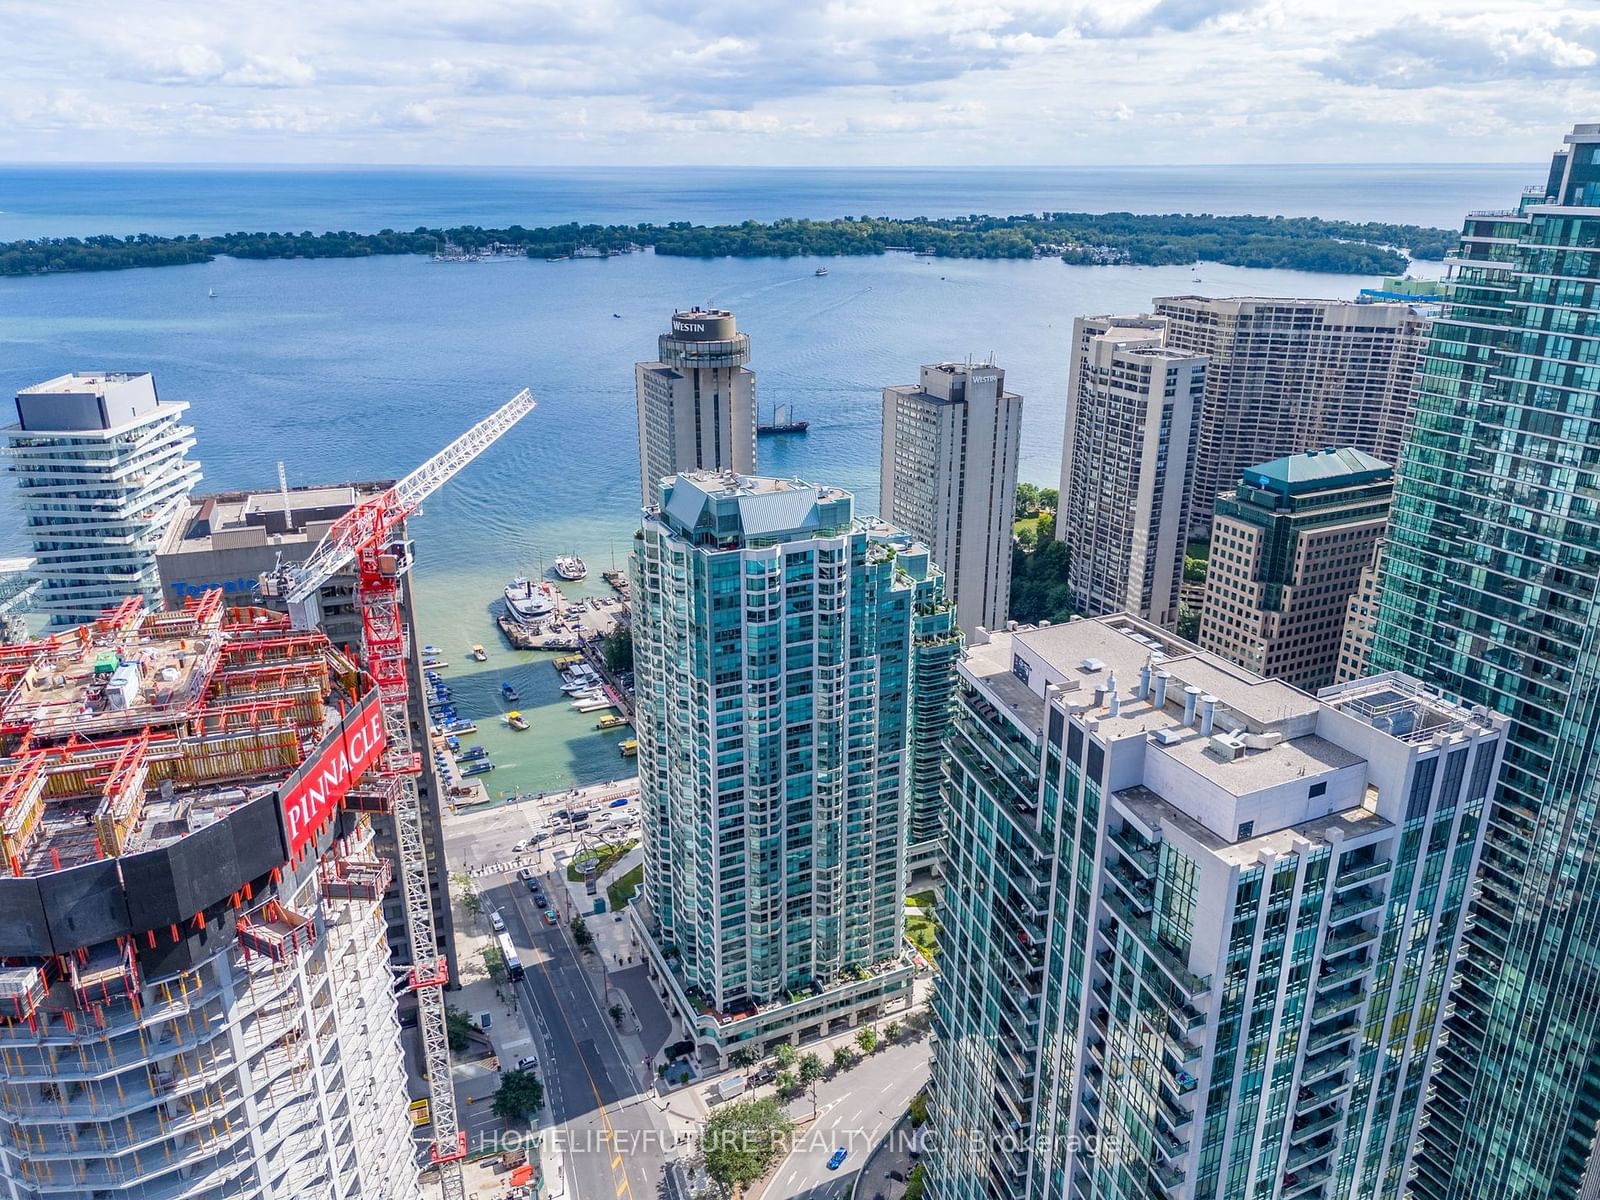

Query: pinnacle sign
[279,690,387,856]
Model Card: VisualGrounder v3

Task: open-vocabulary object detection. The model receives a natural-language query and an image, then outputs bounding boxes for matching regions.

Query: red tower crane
[262,388,535,1200]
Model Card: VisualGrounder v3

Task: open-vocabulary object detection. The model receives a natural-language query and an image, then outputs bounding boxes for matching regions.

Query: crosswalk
[469,855,539,878]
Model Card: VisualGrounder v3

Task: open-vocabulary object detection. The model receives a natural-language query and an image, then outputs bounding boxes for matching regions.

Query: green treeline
[0,211,1452,279]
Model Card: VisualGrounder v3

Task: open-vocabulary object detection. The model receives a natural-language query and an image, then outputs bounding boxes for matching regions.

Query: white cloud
[0,0,1590,164]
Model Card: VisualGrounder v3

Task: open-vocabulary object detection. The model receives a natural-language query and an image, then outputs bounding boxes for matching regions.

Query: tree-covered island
[0,211,1453,278]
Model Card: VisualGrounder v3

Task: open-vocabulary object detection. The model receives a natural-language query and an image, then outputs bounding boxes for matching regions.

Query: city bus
[497,931,524,982]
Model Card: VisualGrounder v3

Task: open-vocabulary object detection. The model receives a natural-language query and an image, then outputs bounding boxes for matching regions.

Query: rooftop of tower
[654,470,854,543]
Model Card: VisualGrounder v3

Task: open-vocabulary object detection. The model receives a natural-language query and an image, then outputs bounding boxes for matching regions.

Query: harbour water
[0,164,1520,795]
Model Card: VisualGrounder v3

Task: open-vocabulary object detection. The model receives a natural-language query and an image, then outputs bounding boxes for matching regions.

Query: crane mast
[263,388,535,1200]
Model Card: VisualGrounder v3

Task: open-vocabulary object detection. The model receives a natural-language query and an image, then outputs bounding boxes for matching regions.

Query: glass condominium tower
[925,615,1505,1200]
[628,471,958,1062]
[1368,123,1600,1199]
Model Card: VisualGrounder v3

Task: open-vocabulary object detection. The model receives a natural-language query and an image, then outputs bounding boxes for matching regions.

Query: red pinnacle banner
[279,690,386,857]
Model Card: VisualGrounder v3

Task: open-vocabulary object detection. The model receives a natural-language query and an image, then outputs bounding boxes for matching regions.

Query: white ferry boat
[554,555,588,581]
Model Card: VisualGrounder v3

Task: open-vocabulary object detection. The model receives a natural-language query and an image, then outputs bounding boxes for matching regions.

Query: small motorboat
[596,715,626,730]
[423,645,441,656]
[619,740,638,757]
[461,761,495,777]
[471,644,488,662]
[506,711,529,731]
[501,682,520,702]
[457,745,488,762]
[423,657,448,669]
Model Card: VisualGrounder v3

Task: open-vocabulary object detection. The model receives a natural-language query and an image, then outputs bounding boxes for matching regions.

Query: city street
[764,1038,930,1200]
[485,867,672,1200]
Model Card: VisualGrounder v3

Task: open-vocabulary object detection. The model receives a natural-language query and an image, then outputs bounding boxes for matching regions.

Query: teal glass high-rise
[627,471,958,1065]
[1368,123,1600,1199]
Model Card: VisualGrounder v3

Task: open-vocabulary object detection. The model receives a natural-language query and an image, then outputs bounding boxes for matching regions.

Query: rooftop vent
[1081,658,1105,672]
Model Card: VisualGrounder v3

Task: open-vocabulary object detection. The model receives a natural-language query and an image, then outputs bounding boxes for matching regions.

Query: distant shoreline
[0,211,1451,279]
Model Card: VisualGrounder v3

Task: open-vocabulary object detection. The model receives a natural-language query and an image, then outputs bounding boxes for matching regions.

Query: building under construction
[0,591,421,1200]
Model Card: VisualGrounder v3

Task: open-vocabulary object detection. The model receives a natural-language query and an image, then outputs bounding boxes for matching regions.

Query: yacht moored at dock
[554,555,588,581]
[503,575,559,625]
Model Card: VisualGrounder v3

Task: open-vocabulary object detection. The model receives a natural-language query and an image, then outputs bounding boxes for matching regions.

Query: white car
[489,911,506,933]
[513,837,535,853]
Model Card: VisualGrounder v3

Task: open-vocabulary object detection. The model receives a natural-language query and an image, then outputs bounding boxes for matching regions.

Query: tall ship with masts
[756,402,809,437]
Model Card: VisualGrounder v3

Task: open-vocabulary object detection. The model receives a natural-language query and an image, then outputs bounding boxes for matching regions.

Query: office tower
[1367,123,1600,1200]
[1333,541,1384,686]
[634,308,756,504]
[155,482,456,983]
[1056,316,1206,626]
[1198,447,1392,692]
[0,597,421,1200]
[927,614,1506,1200]
[4,372,201,624]
[881,361,1024,638]
[1152,297,1424,536]
[628,472,954,1062]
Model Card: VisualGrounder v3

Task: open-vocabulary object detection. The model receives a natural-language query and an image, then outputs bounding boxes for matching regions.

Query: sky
[1,0,1596,165]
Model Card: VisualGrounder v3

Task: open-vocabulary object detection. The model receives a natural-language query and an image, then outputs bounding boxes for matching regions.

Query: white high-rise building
[629,472,956,1064]
[882,362,1023,638]
[4,372,200,625]
[634,309,756,504]
[1057,317,1206,626]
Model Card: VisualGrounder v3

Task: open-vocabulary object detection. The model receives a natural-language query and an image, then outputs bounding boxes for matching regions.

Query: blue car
[608,797,628,808]
[827,1148,847,1171]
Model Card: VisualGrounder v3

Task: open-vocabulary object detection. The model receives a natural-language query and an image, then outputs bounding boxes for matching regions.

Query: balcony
[1290,1109,1343,1144]
[1334,860,1391,890]
[1102,892,1211,1000]
[1300,1052,1347,1086]
[1105,864,1154,917]
[1306,1020,1359,1056]
[1285,1137,1336,1173]
[1327,890,1383,926]
[1315,957,1372,993]
[1322,925,1378,959]
[1295,1078,1351,1115]
[1309,987,1366,1025]
[1282,1165,1333,1198]
[1108,825,1158,876]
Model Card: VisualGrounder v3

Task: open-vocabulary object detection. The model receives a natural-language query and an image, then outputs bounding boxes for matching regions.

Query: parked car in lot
[515,1055,539,1073]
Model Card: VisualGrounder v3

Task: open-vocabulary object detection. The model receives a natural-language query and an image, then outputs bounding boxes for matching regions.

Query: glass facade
[1368,124,1600,1199]
[630,472,955,1056]
[926,616,1505,1200]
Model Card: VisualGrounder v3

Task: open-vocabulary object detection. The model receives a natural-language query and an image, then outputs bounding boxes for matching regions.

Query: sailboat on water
[756,403,809,437]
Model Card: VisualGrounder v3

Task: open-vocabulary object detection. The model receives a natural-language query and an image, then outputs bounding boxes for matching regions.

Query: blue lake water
[0,163,1527,794]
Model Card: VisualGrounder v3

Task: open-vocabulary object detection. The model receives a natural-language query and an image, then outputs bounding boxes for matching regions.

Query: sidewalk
[437,885,552,1200]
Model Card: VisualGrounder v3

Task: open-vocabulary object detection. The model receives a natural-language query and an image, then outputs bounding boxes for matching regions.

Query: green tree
[609,1003,625,1027]
[450,872,481,915]
[700,1096,793,1192]
[883,1020,902,1043]
[446,1006,474,1054]
[1014,525,1037,551]
[570,916,594,949]
[730,1046,759,1068]
[1038,486,1058,511]
[908,1092,930,1128]
[492,1069,545,1123]
[603,626,634,673]
[773,1042,797,1069]
[797,1053,825,1086]
[903,1163,927,1200]
[856,1026,879,1055]
[1014,482,1041,518]
[832,1045,859,1073]
[480,945,507,984]
[773,1069,798,1098]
